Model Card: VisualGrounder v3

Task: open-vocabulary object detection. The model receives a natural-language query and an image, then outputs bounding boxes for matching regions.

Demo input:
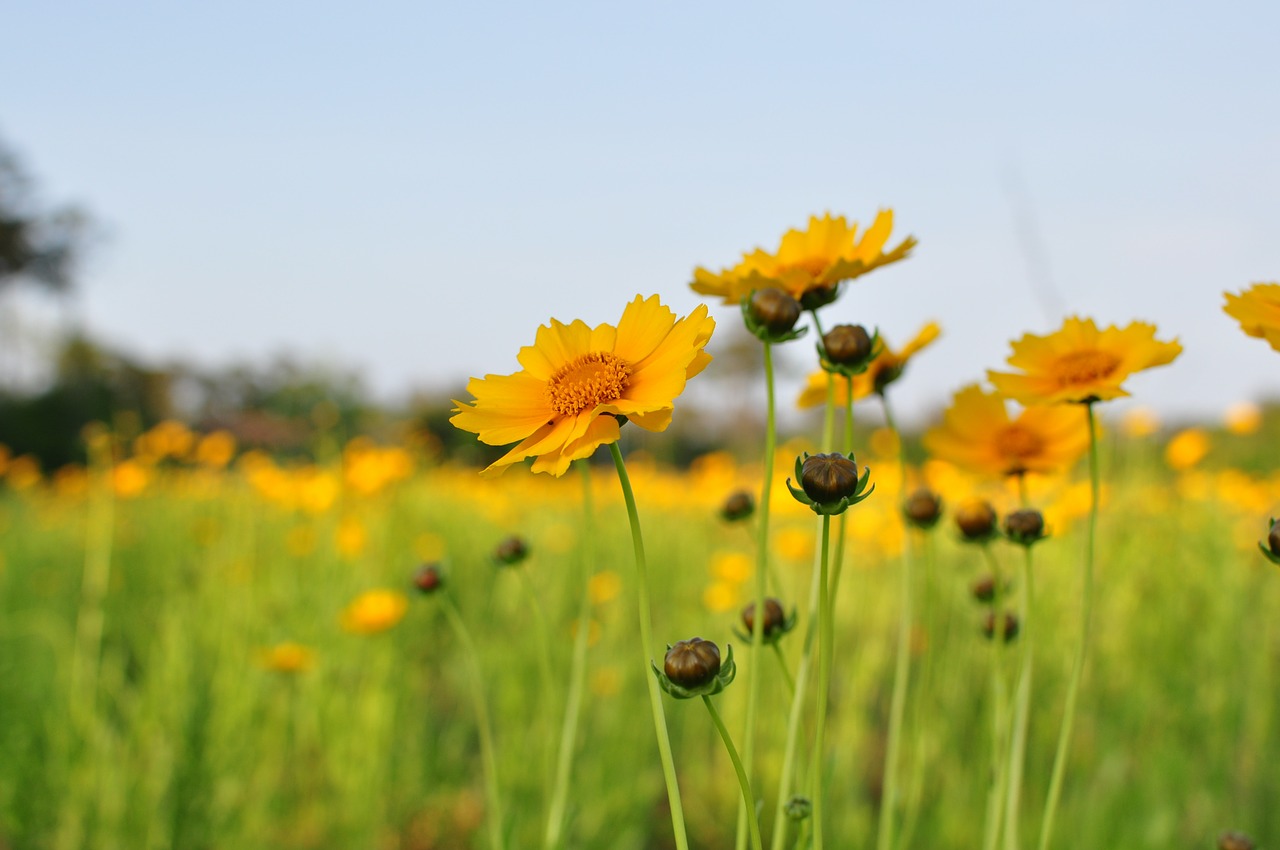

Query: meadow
[0,412,1276,849]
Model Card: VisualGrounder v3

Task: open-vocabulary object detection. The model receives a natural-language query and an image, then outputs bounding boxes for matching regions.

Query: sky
[3,1,1278,426]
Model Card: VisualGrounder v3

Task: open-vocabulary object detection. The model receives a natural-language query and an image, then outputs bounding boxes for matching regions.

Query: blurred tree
[0,135,89,293]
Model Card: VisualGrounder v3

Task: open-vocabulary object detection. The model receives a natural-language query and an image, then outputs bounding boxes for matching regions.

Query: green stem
[442,595,506,850]
[981,545,1009,850]
[830,392,855,601]
[737,341,776,850]
[706,696,765,850]
[897,532,936,850]
[69,432,115,723]
[516,566,558,799]
[813,514,833,850]
[1037,403,1099,850]
[1004,546,1035,850]
[543,460,596,850]
[771,642,796,698]
[877,395,914,850]
[608,442,690,850]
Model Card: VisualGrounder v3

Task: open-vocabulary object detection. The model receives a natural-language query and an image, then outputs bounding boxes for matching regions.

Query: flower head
[796,322,939,408]
[451,295,715,477]
[340,589,408,635]
[1223,283,1280,352]
[923,385,1090,477]
[786,452,874,516]
[987,317,1181,405]
[691,211,916,306]
[257,642,315,673]
[654,637,737,699]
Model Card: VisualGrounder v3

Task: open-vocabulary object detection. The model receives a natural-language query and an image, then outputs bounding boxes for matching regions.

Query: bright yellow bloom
[340,589,408,635]
[257,642,315,673]
[1165,428,1211,471]
[691,211,916,304]
[796,322,940,408]
[1224,402,1263,435]
[987,317,1181,405]
[588,570,622,604]
[195,430,237,468]
[1223,283,1280,352]
[112,460,149,498]
[924,385,1090,477]
[451,295,714,477]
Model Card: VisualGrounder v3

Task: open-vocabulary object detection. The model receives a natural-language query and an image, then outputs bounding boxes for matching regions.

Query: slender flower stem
[737,341,777,850]
[877,395,914,850]
[442,595,506,850]
[981,545,1009,850]
[1004,546,1035,850]
[705,696,764,850]
[516,566,558,801]
[1037,403,1099,850]
[771,642,797,697]
[543,460,596,850]
[608,442,690,850]
[897,532,937,850]
[830,392,855,601]
[69,430,115,723]
[813,514,834,850]
[769,371,835,850]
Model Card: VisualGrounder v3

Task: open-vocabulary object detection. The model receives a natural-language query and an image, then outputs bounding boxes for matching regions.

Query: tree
[0,135,88,293]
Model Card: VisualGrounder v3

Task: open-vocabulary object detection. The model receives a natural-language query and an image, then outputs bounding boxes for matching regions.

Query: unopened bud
[721,490,755,522]
[663,637,721,689]
[982,611,1020,643]
[971,575,999,604]
[801,453,861,504]
[903,488,943,529]
[748,288,802,335]
[741,598,786,640]
[494,535,529,566]
[823,324,873,366]
[955,500,998,542]
[1270,520,1280,557]
[413,562,444,594]
[784,795,813,821]
[799,284,839,311]
[1004,509,1047,546]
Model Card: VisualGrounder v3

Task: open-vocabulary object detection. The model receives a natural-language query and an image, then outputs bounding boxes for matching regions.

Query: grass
[0,431,1276,849]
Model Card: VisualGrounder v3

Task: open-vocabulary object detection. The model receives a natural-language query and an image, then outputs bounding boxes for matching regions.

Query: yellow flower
[340,589,408,634]
[796,322,940,408]
[710,551,753,583]
[1224,401,1262,435]
[1120,406,1161,438]
[588,570,623,604]
[987,317,1181,405]
[195,430,237,468]
[257,642,315,673]
[1223,283,1280,352]
[691,211,916,305]
[1165,428,1210,471]
[451,295,714,477]
[924,385,1090,477]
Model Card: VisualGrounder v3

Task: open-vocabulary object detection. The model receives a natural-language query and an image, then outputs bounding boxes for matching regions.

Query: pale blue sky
[4,1,1277,422]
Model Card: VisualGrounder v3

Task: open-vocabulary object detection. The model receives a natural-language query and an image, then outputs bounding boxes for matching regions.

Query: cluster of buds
[742,288,807,344]
[1258,518,1280,567]
[653,637,737,699]
[817,323,880,377]
[736,597,797,645]
[786,452,874,516]
[720,490,755,522]
[902,487,943,530]
[493,535,529,567]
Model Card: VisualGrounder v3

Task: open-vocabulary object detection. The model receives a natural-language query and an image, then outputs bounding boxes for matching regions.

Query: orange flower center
[995,424,1046,464]
[1051,350,1121,387]
[545,352,632,416]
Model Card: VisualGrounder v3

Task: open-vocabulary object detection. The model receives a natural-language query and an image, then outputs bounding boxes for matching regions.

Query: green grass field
[0,426,1276,849]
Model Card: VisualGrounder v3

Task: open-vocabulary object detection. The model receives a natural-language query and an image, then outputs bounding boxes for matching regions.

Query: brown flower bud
[748,288,802,335]
[800,453,861,505]
[1218,832,1255,850]
[903,488,942,529]
[741,598,786,639]
[494,535,529,566]
[799,284,839,311]
[1269,520,1280,557]
[1004,509,1046,545]
[413,562,444,594]
[823,324,872,365]
[663,637,721,689]
[982,611,1020,643]
[721,490,755,522]
[955,500,998,541]
[971,575,998,603]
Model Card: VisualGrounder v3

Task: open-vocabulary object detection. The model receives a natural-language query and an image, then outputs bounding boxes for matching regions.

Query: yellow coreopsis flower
[923,385,1090,477]
[340,589,408,635]
[451,295,714,477]
[257,642,316,673]
[1224,283,1280,353]
[691,210,916,305]
[987,317,1181,405]
[796,322,941,408]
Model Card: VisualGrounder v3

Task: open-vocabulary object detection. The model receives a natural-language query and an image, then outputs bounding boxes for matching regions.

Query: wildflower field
[3,216,1279,850]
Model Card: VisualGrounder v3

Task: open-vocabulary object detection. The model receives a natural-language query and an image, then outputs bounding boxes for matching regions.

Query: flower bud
[1004,509,1047,546]
[413,562,444,594]
[741,598,786,640]
[1270,519,1280,557]
[799,284,839,311]
[801,453,861,505]
[721,490,755,522]
[494,535,529,566]
[1218,831,1255,850]
[955,499,998,542]
[784,795,813,821]
[982,611,1019,643]
[663,637,722,689]
[971,575,998,604]
[748,288,802,335]
[822,324,873,366]
[903,488,943,529]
